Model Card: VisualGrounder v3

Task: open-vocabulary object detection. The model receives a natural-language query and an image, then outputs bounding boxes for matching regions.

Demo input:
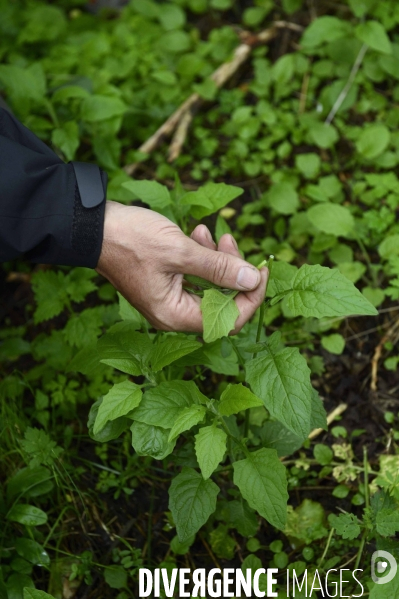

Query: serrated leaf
[93,381,142,434]
[201,289,240,343]
[286,264,378,318]
[117,292,142,327]
[131,421,176,460]
[307,204,354,237]
[7,504,48,526]
[97,327,152,375]
[132,381,206,429]
[246,332,313,438]
[376,509,399,537]
[24,589,56,599]
[355,21,392,54]
[218,384,263,416]
[168,405,207,442]
[169,467,219,542]
[20,428,62,468]
[31,271,67,324]
[122,180,171,209]
[233,448,288,529]
[328,513,361,540]
[181,182,243,219]
[87,399,129,443]
[267,261,298,298]
[149,336,202,372]
[195,425,227,479]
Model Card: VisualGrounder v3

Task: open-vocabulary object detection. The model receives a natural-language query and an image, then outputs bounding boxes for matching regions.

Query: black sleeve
[0,107,107,268]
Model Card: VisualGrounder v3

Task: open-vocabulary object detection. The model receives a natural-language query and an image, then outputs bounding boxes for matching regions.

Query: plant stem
[354,447,370,571]
[318,527,335,570]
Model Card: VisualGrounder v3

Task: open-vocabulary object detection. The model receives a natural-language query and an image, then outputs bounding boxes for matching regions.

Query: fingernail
[237,266,260,290]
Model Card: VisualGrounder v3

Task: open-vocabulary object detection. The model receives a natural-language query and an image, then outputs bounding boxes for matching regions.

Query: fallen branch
[371,316,399,391]
[308,402,348,440]
[124,22,302,175]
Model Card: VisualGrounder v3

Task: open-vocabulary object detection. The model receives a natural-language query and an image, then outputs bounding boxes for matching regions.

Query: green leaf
[233,448,288,529]
[355,21,392,55]
[267,261,298,298]
[307,203,354,237]
[258,421,303,457]
[88,399,129,443]
[7,467,53,503]
[97,327,152,375]
[117,292,142,327]
[67,343,108,376]
[7,505,47,527]
[51,121,79,161]
[31,271,67,324]
[132,381,205,429]
[285,499,328,544]
[266,182,299,215]
[321,334,345,355]
[370,572,399,599]
[20,428,62,468]
[170,534,195,555]
[19,5,66,42]
[296,153,321,179]
[7,576,34,599]
[93,381,142,434]
[356,124,391,160]
[81,95,126,122]
[314,444,333,466]
[222,499,259,537]
[328,513,361,540]
[376,509,399,537]
[218,383,263,416]
[24,589,56,599]
[310,390,328,431]
[379,234,399,260]
[149,336,202,372]
[209,523,236,559]
[182,182,243,219]
[348,0,376,18]
[131,421,176,459]
[246,332,313,438]
[308,123,339,149]
[201,289,240,343]
[15,538,50,566]
[122,180,171,210]
[169,467,219,542]
[301,16,350,49]
[168,405,207,441]
[104,566,128,590]
[286,264,378,318]
[195,425,227,479]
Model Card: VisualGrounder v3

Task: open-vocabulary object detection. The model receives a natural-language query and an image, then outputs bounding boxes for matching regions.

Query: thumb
[185,238,261,291]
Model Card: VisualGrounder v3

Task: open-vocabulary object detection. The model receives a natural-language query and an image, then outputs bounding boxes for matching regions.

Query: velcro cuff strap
[71,161,105,208]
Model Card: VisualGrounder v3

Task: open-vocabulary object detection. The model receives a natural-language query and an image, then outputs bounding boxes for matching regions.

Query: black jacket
[0,107,106,268]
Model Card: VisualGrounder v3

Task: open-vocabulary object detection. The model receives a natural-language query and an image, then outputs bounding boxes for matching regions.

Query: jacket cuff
[24,163,107,269]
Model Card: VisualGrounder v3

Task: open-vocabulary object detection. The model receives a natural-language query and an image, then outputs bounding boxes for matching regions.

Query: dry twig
[124,22,302,174]
[371,317,399,391]
[308,402,348,440]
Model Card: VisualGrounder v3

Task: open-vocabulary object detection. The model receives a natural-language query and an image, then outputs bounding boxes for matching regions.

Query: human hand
[96,200,268,333]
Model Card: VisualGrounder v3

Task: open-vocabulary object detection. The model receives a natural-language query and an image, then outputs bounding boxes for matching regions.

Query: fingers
[190,224,216,250]
[183,235,261,291]
[217,233,241,257]
[232,267,268,334]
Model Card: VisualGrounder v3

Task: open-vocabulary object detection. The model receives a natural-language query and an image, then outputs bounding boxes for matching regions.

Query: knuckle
[211,253,230,285]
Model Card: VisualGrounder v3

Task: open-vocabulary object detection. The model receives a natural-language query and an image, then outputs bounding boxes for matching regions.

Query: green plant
[78,179,378,545]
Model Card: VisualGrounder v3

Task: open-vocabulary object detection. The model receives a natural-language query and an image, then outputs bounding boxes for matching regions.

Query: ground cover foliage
[1,0,399,597]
